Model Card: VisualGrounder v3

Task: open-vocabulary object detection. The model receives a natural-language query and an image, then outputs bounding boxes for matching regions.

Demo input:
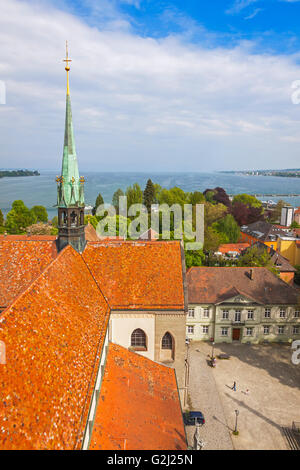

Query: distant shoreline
[0,170,40,179]
[220,169,300,178]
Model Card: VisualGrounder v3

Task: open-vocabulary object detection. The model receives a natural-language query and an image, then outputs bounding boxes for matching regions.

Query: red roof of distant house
[83,241,185,310]
[139,228,159,241]
[0,236,57,307]
[0,246,110,450]
[84,223,100,241]
[89,343,187,450]
[217,243,250,255]
[187,267,299,305]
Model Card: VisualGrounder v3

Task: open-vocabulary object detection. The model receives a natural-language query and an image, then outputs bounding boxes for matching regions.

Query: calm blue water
[1,171,300,220]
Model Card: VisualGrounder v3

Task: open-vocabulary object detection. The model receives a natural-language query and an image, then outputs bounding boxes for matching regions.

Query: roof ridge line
[0,243,69,321]
[80,251,111,309]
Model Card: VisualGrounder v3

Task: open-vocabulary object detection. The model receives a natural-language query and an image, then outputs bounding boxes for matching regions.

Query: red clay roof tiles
[83,241,185,310]
[0,245,110,450]
[90,342,187,450]
[0,236,58,308]
[218,243,250,254]
[187,267,299,305]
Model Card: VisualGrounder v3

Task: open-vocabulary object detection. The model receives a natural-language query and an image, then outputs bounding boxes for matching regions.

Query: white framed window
[221,327,228,337]
[278,326,285,335]
[187,325,194,334]
[202,326,209,334]
[279,308,286,318]
[293,326,299,335]
[264,308,271,318]
[263,325,270,335]
[246,327,253,336]
[203,308,209,318]
[247,310,254,320]
[234,310,241,322]
[222,310,229,319]
[294,310,300,318]
[188,308,195,318]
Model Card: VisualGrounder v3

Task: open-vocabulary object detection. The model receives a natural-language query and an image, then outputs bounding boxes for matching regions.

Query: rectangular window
[203,308,209,318]
[263,325,270,335]
[246,327,253,336]
[264,308,271,318]
[234,310,241,322]
[293,326,299,335]
[222,310,229,319]
[279,308,286,318]
[187,325,194,334]
[247,310,254,320]
[188,308,195,318]
[221,327,228,337]
[202,326,209,334]
[278,326,285,335]
[294,310,300,318]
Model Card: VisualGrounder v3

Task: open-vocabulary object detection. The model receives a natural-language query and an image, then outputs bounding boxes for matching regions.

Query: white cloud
[0,0,300,171]
[226,0,258,15]
[244,7,263,19]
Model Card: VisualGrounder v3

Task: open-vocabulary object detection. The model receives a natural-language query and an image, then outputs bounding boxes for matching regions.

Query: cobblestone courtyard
[186,341,300,450]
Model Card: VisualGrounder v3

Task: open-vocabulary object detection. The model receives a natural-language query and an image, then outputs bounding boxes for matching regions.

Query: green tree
[52,216,58,228]
[205,202,227,226]
[0,209,4,227]
[126,183,143,208]
[290,221,300,229]
[153,184,162,203]
[232,194,262,209]
[143,179,155,212]
[188,191,205,205]
[5,200,36,234]
[92,193,104,216]
[203,226,223,252]
[158,187,187,208]
[204,190,216,204]
[185,248,205,269]
[31,205,48,223]
[112,188,124,214]
[213,214,240,243]
[238,246,274,270]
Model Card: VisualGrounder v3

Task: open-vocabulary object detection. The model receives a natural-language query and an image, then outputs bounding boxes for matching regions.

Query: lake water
[1,171,300,220]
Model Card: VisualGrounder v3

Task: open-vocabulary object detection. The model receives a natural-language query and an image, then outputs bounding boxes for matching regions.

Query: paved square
[186,341,300,450]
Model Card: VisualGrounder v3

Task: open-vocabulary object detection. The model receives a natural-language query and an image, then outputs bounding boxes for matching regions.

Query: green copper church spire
[57,41,84,208]
[57,42,86,253]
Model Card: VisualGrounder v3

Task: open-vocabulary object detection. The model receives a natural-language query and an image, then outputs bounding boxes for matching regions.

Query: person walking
[231,381,236,391]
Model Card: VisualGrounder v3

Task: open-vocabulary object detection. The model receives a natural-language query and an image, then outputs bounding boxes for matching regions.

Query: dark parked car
[183,411,205,426]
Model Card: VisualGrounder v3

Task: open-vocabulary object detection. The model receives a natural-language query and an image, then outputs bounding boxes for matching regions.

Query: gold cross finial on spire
[63,40,72,71]
[63,41,72,95]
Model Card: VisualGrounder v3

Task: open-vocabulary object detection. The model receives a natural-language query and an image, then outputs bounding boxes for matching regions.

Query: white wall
[111,313,155,360]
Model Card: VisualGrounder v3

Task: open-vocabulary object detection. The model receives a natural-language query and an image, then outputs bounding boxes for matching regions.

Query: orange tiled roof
[218,243,250,254]
[83,241,185,310]
[0,245,110,450]
[84,223,100,242]
[0,236,58,307]
[89,343,187,450]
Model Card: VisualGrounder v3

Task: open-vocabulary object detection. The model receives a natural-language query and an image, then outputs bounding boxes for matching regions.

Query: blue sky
[61,0,300,52]
[1,0,300,171]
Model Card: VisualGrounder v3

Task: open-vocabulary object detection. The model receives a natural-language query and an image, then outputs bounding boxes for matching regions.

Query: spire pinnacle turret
[57,42,86,253]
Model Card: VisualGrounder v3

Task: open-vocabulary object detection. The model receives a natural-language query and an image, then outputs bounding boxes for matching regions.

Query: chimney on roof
[249,268,254,280]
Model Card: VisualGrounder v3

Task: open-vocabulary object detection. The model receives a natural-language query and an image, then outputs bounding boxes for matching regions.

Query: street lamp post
[234,409,239,434]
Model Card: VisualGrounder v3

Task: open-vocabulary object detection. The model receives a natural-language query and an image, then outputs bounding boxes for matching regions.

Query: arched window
[162,332,173,350]
[131,329,147,349]
[70,211,77,227]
